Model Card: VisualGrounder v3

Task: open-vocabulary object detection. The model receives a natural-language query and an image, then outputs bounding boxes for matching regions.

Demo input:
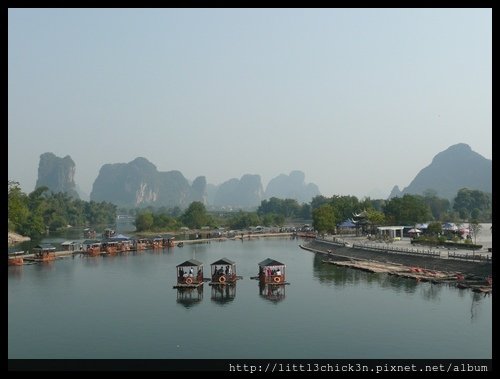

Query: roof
[377,226,405,231]
[101,239,119,244]
[61,241,78,246]
[338,219,356,228]
[34,243,56,250]
[211,257,235,265]
[106,235,130,242]
[352,210,369,218]
[258,258,285,267]
[177,259,203,267]
[82,239,101,244]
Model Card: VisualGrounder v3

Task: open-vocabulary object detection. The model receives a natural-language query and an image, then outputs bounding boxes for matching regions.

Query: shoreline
[302,239,492,283]
[8,232,31,245]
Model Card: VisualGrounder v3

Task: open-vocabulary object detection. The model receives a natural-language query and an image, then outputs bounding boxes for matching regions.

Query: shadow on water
[210,284,236,305]
[176,286,204,309]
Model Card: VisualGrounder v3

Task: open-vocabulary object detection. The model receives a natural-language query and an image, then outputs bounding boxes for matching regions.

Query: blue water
[8,237,491,359]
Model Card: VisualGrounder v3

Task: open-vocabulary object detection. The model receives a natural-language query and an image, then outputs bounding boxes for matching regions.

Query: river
[8,237,491,359]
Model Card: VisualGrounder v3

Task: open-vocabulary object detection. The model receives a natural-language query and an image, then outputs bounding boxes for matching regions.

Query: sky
[8,8,492,200]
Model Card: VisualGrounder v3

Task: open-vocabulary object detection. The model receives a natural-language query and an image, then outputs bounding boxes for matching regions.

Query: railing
[351,243,441,257]
[448,252,492,262]
[313,237,492,263]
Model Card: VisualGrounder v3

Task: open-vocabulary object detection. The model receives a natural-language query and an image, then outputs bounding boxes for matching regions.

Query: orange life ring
[273,276,281,283]
[185,277,193,284]
[219,275,226,283]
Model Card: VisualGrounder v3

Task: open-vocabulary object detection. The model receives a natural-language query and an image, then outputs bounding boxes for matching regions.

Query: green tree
[299,203,312,219]
[310,195,330,210]
[312,204,336,235]
[8,181,29,231]
[257,197,301,218]
[180,201,211,229]
[427,221,443,237]
[227,211,261,229]
[135,211,154,231]
[453,188,491,221]
[383,194,432,225]
[19,213,46,237]
[261,213,285,227]
[423,191,450,221]
[330,195,360,222]
[365,209,385,231]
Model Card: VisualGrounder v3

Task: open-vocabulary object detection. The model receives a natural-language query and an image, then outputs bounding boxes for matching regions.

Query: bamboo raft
[323,258,492,293]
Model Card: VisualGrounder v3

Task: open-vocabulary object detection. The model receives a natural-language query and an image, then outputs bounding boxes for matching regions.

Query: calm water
[8,237,491,359]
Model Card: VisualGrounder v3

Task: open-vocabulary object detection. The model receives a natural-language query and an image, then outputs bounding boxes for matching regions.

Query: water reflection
[176,286,204,308]
[8,265,24,280]
[259,283,286,303]
[312,254,433,298]
[82,255,102,267]
[470,291,490,321]
[210,284,236,305]
[312,254,397,287]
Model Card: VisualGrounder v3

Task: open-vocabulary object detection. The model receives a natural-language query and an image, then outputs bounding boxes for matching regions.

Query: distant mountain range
[389,143,491,200]
[90,157,206,208]
[33,143,491,208]
[89,157,319,208]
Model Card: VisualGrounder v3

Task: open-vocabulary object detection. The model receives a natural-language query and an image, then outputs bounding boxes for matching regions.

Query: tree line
[311,189,491,234]
[8,179,491,237]
[8,181,117,238]
[133,188,490,234]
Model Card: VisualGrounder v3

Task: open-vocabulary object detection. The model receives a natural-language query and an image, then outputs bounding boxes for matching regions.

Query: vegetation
[9,180,492,238]
[426,221,443,237]
[257,197,310,219]
[383,194,432,225]
[452,188,491,221]
[312,204,336,234]
[179,202,214,229]
[8,180,117,238]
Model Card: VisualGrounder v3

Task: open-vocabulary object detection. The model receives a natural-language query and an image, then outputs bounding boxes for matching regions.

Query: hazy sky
[8,8,491,200]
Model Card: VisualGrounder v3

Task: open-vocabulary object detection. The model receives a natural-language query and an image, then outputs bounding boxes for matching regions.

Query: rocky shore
[8,232,31,245]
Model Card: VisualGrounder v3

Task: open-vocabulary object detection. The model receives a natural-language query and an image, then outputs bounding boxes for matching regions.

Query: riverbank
[302,239,492,280]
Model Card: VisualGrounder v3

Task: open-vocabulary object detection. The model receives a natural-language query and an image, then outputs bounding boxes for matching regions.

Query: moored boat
[210,258,237,285]
[174,259,204,288]
[257,258,287,285]
[8,257,24,266]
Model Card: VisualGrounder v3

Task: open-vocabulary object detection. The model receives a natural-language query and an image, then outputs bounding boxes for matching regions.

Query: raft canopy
[211,257,235,266]
[33,243,56,251]
[258,258,285,267]
[61,241,78,246]
[176,259,203,267]
[82,239,101,245]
